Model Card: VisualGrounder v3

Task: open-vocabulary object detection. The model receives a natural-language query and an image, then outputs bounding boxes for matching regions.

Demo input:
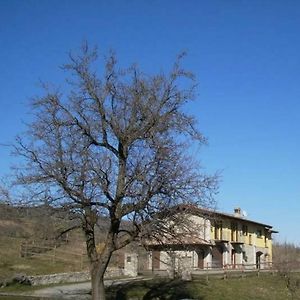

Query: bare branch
[13,44,217,300]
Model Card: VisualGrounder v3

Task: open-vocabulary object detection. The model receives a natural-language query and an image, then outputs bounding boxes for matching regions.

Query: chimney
[234,207,242,217]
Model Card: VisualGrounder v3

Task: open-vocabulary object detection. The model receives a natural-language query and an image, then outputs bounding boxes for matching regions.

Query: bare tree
[14,44,217,300]
[0,180,11,204]
[273,242,300,299]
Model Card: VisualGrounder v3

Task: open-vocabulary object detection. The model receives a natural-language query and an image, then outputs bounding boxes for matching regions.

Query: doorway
[197,249,205,269]
[231,249,236,268]
[256,251,263,269]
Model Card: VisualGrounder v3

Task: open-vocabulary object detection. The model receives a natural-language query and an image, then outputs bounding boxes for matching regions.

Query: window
[214,220,223,240]
[256,229,262,238]
[231,222,238,241]
[242,225,248,236]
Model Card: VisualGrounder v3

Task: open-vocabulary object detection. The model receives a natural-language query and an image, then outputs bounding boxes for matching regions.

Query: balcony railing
[214,231,246,243]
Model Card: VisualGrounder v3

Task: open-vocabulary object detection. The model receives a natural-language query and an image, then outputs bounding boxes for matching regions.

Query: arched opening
[231,249,236,268]
[212,245,223,268]
[256,251,263,269]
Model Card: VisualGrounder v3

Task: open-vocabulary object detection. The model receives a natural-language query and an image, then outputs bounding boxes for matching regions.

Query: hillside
[0,204,89,282]
[0,203,132,283]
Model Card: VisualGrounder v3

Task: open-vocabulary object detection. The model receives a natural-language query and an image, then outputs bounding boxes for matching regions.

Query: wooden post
[53,245,56,264]
[206,262,209,283]
[20,243,23,258]
[80,251,83,270]
[223,265,227,280]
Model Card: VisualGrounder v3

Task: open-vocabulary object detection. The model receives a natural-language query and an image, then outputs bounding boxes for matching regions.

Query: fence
[202,261,273,270]
[191,261,300,281]
[20,242,88,269]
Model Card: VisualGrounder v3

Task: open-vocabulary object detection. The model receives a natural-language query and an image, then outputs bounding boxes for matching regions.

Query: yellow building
[147,206,278,272]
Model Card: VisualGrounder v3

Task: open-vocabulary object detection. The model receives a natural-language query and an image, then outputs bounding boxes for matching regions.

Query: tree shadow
[106,278,205,300]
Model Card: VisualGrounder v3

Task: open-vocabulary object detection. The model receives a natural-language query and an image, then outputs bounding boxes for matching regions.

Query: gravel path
[30,277,146,299]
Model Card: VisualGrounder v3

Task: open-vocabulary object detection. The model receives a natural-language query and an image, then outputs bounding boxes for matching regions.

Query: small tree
[14,44,216,300]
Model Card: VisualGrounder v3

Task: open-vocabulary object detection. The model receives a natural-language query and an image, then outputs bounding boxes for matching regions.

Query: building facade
[146,206,277,273]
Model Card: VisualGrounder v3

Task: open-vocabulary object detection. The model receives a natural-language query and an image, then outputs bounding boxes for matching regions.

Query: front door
[212,245,223,268]
[152,250,160,270]
[197,249,205,269]
[256,252,262,269]
[231,249,236,268]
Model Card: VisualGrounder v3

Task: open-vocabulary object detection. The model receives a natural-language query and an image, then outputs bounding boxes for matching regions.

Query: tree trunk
[82,207,114,300]
[83,208,120,300]
[91,260,107,300]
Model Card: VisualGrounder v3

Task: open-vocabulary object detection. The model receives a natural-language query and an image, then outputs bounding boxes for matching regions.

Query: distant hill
[0,203,86,282]
[0,202,131,282]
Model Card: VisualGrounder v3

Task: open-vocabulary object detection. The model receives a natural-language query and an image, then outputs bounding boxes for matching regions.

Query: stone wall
[11,251,140,286]
[28,267,125,286]
[105,267,124,278]
[28,271,90,286]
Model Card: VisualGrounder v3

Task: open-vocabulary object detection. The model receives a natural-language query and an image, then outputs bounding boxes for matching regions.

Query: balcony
[213,231,230,243]
[231,239,244,245]
[213,230,247,244]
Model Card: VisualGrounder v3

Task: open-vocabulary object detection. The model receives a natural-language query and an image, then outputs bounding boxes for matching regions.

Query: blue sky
[0,0,299,244]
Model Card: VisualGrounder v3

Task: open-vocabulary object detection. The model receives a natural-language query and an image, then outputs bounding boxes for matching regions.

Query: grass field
[1,272,299,300]
[106,273,300,300]
[0,234,88,283]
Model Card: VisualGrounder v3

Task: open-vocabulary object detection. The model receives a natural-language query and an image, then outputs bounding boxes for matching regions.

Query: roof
[173,205,275,229]
[144,204,278,247]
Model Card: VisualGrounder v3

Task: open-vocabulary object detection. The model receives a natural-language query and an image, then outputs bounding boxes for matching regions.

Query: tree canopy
[14,44,217,300]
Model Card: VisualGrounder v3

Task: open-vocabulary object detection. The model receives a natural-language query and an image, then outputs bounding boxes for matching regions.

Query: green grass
[0,282,42,293]
[106,273,300,300]
[1,272,300,299]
